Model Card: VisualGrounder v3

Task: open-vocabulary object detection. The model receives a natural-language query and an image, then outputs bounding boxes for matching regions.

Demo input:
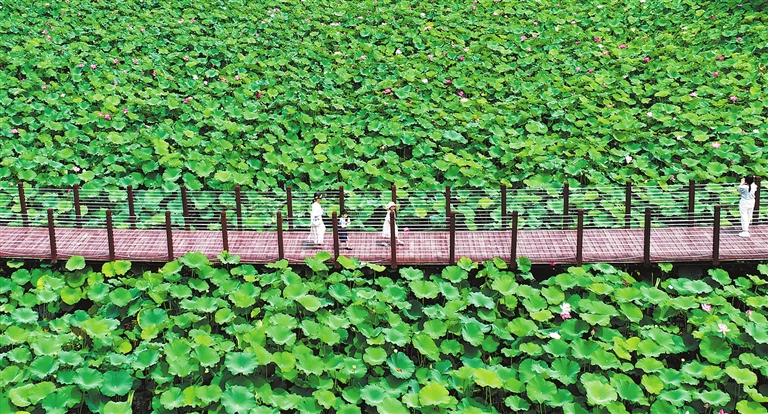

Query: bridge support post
[286,186,293,231]
[165,210,173,261]
[576,209,584,266]
[563,182,570,229]
[332,212,340,269]
[713,206,720,266]
[106,209,115,261]
[445,184,451,216]
[47,208,57,263]
[73,184,82,229]
[391,184,397,203]
[277,212,284,260]
[449,211,456,265]
[501,183,507,229]
[339,186,345,213]
[643,208,651,267]
[510,210,518,268]
[18,182,28,227]
[181,186,190,231]
[755,177,761,225]
[221,211,229,252]
[127,185,136,229]
[688,179,695,226]
[390,210,397,269]
[624,182,632,229]
[235,185,243,231]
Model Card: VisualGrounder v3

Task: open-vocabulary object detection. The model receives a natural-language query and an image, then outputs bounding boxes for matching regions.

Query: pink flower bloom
[445,79,452,84]
[360,55,367,60]
[717,55,725,60]
[647,112,652,118]
[575,41,580,44]
[78,63,84,68]
[625,155,633,163]
[458,90,465,97]
[711,142,721,148]
[383,88,392,94]
[588,69,594,73]
[152,71,157,77]
[113,58,119,64]
[221,77,227,82]
[670,175,675,180]
[256,93,262,99]
[701,303,712,312]
[746,309,752,316]
[192,75,198,80]
[123,107,128,114]
[593,37,601,42]
[459,55,465,61]
[560,312,572,320]
[730,96,737,102]
[576,66,581,71]
[618,43,626,49]
[602,51,609,55]
[713,71,719,77]
[521,35,527,41]
[41,84,47,90]
[113,81,118,86]
[718,323,730,334]
[11,128,18,134]
[395,48,402,55]
[73,166,80,172]
[427,54,433,59]
[643,56,650,63]
[533,21,538,25]
[42,29,48,34]
[737,37,742,41]
[183,55,189,61]
[90,64,97,69]
[689,92,697,97]
[104,114,111,120]
[45,36,51,41]
[133,59,138,64]
[183,97,190,104]
[235,75,241,80]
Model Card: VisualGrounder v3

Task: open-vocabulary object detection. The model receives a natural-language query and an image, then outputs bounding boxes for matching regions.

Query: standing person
[307,192,325,246]
[381,202,404,246]
[339,209,352,250]
[738,175,757,238]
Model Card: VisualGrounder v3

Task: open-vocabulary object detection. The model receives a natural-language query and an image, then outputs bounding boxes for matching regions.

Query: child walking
[738,175,757,238]
[339,210,352,250]
[307,192,325,246]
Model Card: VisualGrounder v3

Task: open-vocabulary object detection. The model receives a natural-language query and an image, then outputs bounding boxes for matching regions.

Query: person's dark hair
[745,175,754,186]
[340,209,348,216]
[313,192,324,201]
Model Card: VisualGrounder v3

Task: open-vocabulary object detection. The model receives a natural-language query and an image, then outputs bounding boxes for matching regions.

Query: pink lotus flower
[625,155,633,164]
[533,21,539,25]
[78,63,84,68]
[713,71,719,77]
[588,69,594,73]
[113,58,119,64]
[427,54,433,59]
[183,55,189,61]
[737,37,742,41]
[647,112,652,118]
[643,56,650,63]
[256,93,262,99]
[90,64,97,69]
[42,29,48,34]
[618,43,626,49]
[383,88,392,94]
[458,90,465,97]
[459,55,465,61]
[73,166,80,172]
[445,79,452,84]
[395,48,402,55]
[521,35,527,41]
[670,175,675,180]
[11,128,18,134]
[717,55,725,60]
[152,71,157,76]
[701,303,712,312]
[718,410,728,414]
[560,312,572,320]
[711,142,721,148]
[45,35,51,41]
[549,262,556,267]
[183,97,191,104]
[730,96,737,102]
[594,37,601,42]
[235,75,241,80]
[576,66,581,71]
[220,77,227,82]
[746,309,752,316]
[41,85,47,90]
[689,91,697,97]
[113,81,118,86]
[602,51,609,55]
[103,114,111,120]
[717,323,730,334]
[123,108,129,114]
[360,55,367,60]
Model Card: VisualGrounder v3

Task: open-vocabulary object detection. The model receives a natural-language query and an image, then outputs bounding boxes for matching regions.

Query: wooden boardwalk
[1,225,766,266]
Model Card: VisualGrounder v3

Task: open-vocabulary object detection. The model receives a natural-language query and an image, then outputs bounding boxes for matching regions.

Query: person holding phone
[738,175,757,238]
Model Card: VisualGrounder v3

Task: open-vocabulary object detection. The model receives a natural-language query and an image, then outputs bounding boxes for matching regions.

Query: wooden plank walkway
[1,225,766,265]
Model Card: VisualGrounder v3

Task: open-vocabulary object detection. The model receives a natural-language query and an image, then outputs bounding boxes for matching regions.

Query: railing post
[712,206,720,266]
[332,212,340,269]
[339,186,345,213]
[47,208,57,263]
[286,186,293,230]
[165,210,173,261]
[73,184,82,228]
[18,182,28,227]
[389,210,397,269]
[445,184,452,216]
[235,185,243,231]
[755,177,761,225]
[127,185,136,229]
[449,211,456,265]
[277,212,284,260]
[624,181,631,229]
[576,209,584,266]
[563,182,570,229]
[221,211,229,252]
[510,211,518,268]
[501,183,507,229]
[688,179,695,226]
[106,209,115,262]
[181,186,190,231]
[643,208,651,267]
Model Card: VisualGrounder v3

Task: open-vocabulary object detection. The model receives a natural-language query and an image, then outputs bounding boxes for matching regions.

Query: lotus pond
[0,0,766,192]
[1,254,768,413]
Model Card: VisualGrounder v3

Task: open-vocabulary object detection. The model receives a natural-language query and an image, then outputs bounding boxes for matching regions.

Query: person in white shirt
[308,192,325,246]
[381,202,404,246]
[339,209,352,250]
[738,175,757,238]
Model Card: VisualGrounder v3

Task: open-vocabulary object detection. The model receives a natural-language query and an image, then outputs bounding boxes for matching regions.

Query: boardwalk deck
[1,224,766,265]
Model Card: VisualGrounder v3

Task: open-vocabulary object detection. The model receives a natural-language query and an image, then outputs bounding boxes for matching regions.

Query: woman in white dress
[308,192,325,246]
[381,202,404,246]
[738,175,757,238]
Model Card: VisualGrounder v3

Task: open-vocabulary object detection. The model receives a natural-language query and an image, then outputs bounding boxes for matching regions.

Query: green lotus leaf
[377,397,408,414]
[735,401,768,414]
[41,386,81,414]
[225,352,259,375]
[296,294,324,312]
[526,375,558,404]
[725,366,758,386]
[386,352,415,379]
[418,382,452,407]
[699,336,732,364]
[583,380,618,406]
[193,345,220,368]
[221,385,257,414]
[10,308,38,324]
[101,370,134,397]
[108,287,133,307]
[504,395,531,412]
[73,367,103,390]
[29,355,59,379]
[102,260,132,277]
[412,333,440,361]
[473,368,503,389]
[410,280,439,299]
[744,323,768,344]
[65,255,86,271]
[698,389,730,406]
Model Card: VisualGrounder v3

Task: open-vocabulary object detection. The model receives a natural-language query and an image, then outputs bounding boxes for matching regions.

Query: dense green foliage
[1,0,766,192]
[2,254,768,413]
